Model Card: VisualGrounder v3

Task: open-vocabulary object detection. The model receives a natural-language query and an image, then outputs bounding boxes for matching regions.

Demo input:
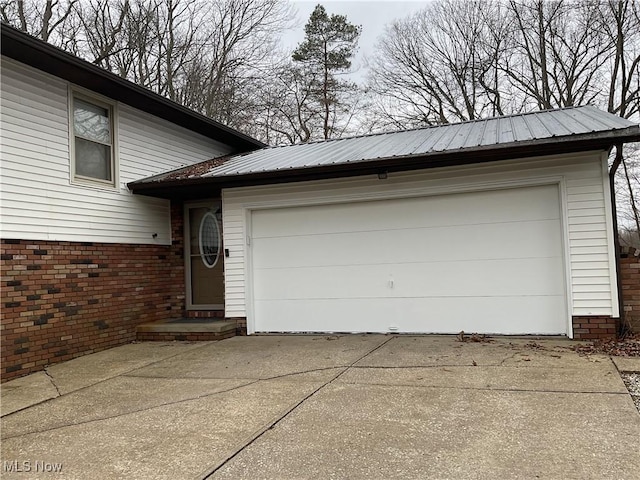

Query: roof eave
[128,128,640,199]
[0,24,266,151]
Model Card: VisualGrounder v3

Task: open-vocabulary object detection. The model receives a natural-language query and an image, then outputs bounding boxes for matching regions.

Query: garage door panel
[254,296,566,334]
[251,185,567,335]
[253,220,562,270]
[254,257,565,300]
[252,186,560,239]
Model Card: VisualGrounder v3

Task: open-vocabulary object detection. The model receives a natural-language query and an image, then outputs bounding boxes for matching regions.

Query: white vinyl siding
[0,57,233,245]
[222,151,617,321]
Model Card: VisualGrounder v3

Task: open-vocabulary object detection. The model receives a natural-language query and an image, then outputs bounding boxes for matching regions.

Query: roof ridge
[277,105,595,148]
[129,105,640,190]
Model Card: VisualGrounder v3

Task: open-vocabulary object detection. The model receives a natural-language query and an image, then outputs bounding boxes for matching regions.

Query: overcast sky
[284,1,429,81]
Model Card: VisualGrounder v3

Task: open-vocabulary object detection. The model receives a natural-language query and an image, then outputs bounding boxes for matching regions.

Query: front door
[186,201,224,309]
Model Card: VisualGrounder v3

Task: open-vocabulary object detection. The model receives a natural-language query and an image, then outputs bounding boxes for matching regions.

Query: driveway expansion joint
[6,341,220,420]
[122,366,348,382]
[1,379,261,441]
[199,336,395,480]
[334,380,629,395]
[4,336,640,479]
[2,369,64,419]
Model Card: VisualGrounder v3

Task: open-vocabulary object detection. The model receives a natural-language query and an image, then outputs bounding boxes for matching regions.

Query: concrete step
[136,318,236,341]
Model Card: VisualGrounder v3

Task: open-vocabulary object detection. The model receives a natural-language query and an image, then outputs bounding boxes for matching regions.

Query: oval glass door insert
[199,211,221,268]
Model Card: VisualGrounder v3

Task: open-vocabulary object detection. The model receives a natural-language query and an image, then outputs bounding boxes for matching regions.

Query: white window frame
[68,86,119,189]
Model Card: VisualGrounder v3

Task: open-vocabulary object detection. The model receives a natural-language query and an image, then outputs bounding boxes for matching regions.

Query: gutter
[128,132,640,198]
[609,144,626,336]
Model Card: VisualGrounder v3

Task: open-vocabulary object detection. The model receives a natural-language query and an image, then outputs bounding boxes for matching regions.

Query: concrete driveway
[1,335,639,479]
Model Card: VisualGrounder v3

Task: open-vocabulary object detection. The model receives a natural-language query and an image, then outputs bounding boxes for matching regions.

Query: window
[71,92,115,185]
[199,211,221,268]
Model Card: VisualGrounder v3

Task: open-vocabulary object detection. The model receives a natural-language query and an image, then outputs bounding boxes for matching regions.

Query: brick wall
[1,201,186,382]
[571,246,640,339]
[186,310,224,318]
[571,316,617,340]
[620,246,640,333]
[136,331,235,342]
[227,317,247,335]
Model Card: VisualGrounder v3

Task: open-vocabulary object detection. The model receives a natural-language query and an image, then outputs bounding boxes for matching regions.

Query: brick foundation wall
[620,246,640,333]
[186,310,224,318]
[0,202,186,382]
[136,331,235,342]
[227,317,247,335]
[572,316,617,340]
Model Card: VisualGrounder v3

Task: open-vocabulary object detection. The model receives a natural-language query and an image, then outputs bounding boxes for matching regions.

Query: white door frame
[184,200,224,310]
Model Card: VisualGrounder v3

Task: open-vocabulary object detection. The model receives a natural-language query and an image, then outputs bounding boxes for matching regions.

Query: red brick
[620,247,640,334]
[572,316,616,340]
[587,317,608,324]
[1,201,189,382]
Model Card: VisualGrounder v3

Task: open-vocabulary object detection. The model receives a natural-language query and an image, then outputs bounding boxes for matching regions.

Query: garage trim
[240,174,573,336]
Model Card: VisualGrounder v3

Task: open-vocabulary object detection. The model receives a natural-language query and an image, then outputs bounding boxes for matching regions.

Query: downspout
[609,144,626,337]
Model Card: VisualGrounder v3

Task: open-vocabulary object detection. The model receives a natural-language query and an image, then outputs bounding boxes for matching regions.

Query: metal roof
[130,106,640,197]
[1,24,266,151]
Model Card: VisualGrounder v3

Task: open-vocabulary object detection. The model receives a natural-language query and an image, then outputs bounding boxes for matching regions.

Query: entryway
[136,200,231,341]
[186,201,225,309]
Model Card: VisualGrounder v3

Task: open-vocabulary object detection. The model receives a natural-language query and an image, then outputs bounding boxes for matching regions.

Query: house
[130,107,640,340]
[0,25,264,381]
[2,25,640,383]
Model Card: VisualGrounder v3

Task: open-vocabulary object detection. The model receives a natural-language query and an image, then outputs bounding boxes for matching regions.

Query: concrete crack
[1,342,217,420]
[1,380,260,440]
[499,352,520,366]
[199,336,396,480]
[123,366,345,382]
[43,367,62,397]
[349,364,490,369]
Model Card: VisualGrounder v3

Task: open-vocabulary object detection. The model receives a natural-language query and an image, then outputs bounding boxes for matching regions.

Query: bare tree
[1,0,293,136]
[367,0,507,127]
[598,0,640,119]
[614,143,640,246]
[172,0,293,128]
[366,0,639,240]
[1,0,79,42]
[504,0,612,111]
[367,0,638,125]
[258,62,322,144]
[69,0,130,66]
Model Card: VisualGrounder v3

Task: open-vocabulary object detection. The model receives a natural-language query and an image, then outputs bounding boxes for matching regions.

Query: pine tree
[292,4,361,140]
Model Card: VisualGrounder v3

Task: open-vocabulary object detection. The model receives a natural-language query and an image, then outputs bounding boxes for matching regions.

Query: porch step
[136,318,236,342]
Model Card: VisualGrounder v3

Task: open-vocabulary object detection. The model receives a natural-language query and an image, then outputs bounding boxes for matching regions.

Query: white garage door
[250,185,567,335]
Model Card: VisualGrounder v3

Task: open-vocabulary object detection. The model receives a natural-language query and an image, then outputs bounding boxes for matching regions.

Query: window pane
[199,212,221,267]
[189,208,205,252]
[75,138,112,181]
[74,98,110,144]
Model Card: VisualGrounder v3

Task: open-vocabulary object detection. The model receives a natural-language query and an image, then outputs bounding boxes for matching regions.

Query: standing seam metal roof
[133,106,639,185]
